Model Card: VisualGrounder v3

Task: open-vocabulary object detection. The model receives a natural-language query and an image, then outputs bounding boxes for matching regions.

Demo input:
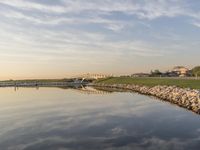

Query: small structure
[131,73,150,77]
[76,73,113,80]
[84,73,113,79]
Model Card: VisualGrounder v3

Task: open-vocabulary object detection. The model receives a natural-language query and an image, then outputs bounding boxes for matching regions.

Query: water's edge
[1,82,199,115]
[0,82,87,87]
[91,83,200,114]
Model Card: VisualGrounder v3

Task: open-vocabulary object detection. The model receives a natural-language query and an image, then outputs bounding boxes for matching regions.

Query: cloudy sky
[0,0,200,79]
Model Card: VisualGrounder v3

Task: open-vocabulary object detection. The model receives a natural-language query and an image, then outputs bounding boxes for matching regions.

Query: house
[172,66,192,77]
[162,71,179,77]
[131,73,150,77]
[81,73,113,79]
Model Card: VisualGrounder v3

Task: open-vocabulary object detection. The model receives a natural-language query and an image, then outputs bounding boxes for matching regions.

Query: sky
[0,0,200,79]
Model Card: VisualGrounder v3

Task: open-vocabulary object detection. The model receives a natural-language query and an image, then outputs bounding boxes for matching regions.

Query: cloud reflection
[0,87,200,150]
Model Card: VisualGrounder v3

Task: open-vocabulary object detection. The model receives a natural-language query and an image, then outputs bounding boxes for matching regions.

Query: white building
[79,73,113,79]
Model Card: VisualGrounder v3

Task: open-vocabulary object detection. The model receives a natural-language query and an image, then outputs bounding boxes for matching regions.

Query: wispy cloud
[0,0,191,18]
[192,21,200,28]
[0,0,199,78]
[0,0,66,13]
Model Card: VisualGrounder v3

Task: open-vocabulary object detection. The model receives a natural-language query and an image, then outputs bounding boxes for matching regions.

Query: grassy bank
[96,77,200,89]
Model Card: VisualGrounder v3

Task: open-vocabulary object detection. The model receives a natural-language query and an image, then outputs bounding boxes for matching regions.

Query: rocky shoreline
[93,83,200,114]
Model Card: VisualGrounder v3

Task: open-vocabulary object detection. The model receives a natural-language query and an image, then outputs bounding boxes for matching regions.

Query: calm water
[0,87,200,150]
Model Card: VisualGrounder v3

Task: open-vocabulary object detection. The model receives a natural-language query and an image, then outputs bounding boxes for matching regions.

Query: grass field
[96,77,200,89]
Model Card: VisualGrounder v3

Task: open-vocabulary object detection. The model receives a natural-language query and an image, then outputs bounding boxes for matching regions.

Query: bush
[150,70,162,77]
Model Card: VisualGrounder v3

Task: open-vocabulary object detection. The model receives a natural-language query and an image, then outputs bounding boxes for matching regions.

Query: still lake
[0,87,200,150]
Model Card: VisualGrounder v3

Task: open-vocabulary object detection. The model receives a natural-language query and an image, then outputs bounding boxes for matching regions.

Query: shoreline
[1,80,200,114]
[0,81,88,87]
[92,83,200,114]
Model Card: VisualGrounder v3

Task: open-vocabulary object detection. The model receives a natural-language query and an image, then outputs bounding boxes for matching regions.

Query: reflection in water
[14,86,113,95]
[0,87,200,150]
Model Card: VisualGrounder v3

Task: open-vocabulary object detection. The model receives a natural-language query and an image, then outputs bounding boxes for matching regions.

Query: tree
[150,69,162,77]
[192,66,200,77]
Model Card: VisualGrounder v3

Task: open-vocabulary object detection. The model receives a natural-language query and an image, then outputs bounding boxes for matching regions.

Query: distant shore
[1,77,200,114]
[0,79,90,87]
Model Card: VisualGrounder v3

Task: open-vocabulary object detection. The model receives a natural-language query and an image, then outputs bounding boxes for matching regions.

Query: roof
[173,66,188,70]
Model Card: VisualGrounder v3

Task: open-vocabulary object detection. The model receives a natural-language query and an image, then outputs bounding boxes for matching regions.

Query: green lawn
[96,77,200,89]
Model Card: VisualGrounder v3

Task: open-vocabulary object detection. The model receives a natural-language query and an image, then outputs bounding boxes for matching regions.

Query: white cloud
[0,2,187,57]
[0,0,66,13]
[0,0,185,17]
[1,0,200,32]
[105,24,126,32]
[192,21,200,28]
[0,0,199,26]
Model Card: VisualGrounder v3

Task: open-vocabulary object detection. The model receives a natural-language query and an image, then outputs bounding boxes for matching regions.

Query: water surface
[0,87,199,150]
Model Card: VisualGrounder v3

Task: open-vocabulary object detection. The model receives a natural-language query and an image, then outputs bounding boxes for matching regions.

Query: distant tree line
[150,66,200,77]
